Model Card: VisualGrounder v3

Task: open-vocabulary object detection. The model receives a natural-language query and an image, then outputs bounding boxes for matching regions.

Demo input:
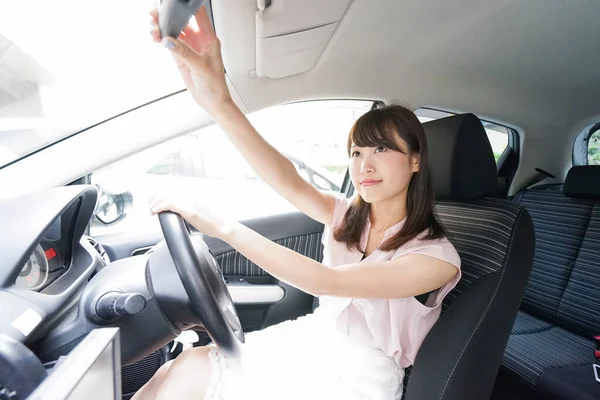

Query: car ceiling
[1,0,598,198]
[214,0,600,188]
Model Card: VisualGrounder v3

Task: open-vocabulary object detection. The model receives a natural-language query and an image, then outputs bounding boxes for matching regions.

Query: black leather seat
[498,165,600,400]
[402,114,536,400]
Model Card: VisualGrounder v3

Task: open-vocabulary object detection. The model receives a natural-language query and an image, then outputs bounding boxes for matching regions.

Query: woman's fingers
[150,19,161,42]
[151,204,169,215]
[150,8,198,45]
[161,37,208,73]
[149,6,207,33]
[193,5,215,36]
[149,194,174,215]
[149,7,160,41]
[181,23,196,37]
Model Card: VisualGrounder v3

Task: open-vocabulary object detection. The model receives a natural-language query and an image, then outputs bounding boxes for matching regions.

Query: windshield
[0,0,186,169]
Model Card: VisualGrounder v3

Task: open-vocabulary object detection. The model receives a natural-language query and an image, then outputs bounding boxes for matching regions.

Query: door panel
[95,211,324,333]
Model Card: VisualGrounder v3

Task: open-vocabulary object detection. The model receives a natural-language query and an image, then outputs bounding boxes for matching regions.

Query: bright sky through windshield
[0,0,185,167]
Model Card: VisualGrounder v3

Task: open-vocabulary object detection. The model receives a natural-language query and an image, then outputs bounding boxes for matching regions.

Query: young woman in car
[136,6,461,400]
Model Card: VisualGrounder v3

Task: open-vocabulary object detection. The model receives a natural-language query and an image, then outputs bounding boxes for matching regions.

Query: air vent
[87,237,111,265]
[130,246,155,257]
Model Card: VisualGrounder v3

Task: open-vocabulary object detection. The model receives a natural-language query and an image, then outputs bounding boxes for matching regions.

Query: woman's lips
[360,180,382,186]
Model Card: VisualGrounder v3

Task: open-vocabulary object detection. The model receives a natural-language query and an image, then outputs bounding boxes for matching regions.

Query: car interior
[0,0,599,399]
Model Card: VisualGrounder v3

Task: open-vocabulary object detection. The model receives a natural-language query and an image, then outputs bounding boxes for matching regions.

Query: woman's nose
[360,158,374,174]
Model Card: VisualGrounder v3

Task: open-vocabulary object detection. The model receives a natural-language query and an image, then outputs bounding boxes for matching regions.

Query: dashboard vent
[130,246,155,257]
[86,237,111,265]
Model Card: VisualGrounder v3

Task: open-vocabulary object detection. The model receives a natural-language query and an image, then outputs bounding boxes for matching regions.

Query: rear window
[588,128,600,165]
[415,108,511,164]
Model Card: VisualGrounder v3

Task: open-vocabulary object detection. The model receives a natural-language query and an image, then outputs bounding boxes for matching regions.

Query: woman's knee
[155,346,213,400]
[153,359,174,382]
[130,360,173,400]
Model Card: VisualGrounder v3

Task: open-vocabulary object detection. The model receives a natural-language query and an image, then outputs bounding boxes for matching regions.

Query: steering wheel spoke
[158,211,244,357]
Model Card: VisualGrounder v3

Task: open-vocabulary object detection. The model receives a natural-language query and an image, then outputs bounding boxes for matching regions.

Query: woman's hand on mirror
[149,6,232,114]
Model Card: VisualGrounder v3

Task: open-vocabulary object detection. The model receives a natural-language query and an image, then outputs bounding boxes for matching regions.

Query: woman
[138,6,461,400]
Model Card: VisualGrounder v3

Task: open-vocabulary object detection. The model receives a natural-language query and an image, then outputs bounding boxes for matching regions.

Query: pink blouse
[320,194,461,368]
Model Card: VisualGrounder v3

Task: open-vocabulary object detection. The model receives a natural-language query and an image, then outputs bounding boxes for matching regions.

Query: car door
[86,99,374,342]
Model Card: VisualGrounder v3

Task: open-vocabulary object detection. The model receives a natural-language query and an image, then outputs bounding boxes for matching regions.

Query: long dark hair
[333,104,446,253]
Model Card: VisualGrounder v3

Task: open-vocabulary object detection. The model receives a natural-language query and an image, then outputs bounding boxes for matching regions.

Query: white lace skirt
[204,304,404,400]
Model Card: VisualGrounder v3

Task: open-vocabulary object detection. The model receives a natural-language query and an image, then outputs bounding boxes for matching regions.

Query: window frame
[573,121,600,166]
[414,107,519,171]
[587,125,600,165]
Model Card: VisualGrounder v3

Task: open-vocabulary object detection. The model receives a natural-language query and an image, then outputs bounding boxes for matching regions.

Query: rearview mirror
[94,188,133,226]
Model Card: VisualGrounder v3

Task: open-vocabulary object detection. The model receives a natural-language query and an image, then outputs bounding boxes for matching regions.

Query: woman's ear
[411,154,420,173]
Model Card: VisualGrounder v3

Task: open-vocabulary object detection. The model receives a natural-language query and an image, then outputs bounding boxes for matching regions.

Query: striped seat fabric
[501,165,600,400]
[402,198,530,400]
[435,200,523,308]
[403,113,535,400]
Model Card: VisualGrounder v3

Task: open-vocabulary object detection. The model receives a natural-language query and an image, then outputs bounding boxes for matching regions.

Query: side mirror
[94,188,133,226]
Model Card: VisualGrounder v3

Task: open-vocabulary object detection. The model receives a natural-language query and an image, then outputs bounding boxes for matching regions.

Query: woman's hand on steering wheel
[149,190,235,239]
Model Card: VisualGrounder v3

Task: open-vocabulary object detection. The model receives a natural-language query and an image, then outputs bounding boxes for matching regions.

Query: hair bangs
[347,111,404,155]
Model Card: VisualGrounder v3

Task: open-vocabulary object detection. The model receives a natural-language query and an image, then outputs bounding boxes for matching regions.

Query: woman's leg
[131,346,213,400]
[154,346,213,400]
[130,360,174,400]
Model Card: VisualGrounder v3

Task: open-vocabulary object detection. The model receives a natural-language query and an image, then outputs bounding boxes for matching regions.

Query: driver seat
[402,114,535,399]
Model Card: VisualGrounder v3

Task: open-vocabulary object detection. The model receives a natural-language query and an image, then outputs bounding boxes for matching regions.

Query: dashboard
[1,185,101,344]
[0,185,122,398]
[15,218,67,291]
[1,184,200,398]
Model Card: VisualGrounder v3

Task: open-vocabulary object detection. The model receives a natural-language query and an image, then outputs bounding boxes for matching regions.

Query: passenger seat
[500,165,600,399]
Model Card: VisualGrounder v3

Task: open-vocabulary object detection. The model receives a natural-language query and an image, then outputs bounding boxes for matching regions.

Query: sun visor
[255,0,352,78]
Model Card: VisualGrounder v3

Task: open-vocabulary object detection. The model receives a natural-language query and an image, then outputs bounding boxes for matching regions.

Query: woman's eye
[375,146,387,153]
[351,151,360,157]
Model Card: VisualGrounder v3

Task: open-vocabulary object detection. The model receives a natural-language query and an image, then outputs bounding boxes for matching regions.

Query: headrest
[563,166,600,199]
[422,113,499,201]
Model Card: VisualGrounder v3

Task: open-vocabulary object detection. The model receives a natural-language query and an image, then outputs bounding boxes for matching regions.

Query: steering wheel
[158,211,244,357]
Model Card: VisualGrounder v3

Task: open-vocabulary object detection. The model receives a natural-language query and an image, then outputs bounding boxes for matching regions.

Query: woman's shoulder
[395,231,461,268]
[328,192,353,228]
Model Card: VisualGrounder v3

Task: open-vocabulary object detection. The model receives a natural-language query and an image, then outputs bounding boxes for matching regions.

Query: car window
[588,128,600,165]
[147,152,182,176]
[90,100,373,236]
[0,0,186,169]
[415,108,511,163]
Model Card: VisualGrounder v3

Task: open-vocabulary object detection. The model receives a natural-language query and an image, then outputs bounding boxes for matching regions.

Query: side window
[247,100,372,188]
[482,122,510,163]
[415,108,511,163]
[90,100,372,235]
[588,128,600,165]
[147,152,182,176]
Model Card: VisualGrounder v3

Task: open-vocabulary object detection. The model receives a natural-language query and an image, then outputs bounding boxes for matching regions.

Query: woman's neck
[369,194,407,232]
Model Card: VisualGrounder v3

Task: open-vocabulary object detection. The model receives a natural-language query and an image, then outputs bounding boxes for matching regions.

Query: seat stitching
[438,206,525,399]
[555,203,594,323]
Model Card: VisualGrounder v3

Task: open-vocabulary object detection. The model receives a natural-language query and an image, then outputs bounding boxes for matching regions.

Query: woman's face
[348,137,419,204]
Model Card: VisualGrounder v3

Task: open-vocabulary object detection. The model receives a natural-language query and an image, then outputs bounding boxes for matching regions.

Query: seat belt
[524,168,556,188]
